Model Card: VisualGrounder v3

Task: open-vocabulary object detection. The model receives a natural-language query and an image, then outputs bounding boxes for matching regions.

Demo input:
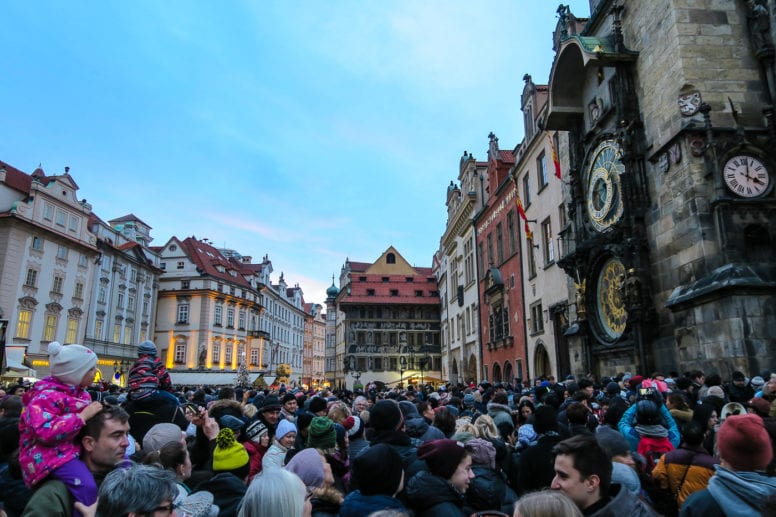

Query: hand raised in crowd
[79,401,104,423]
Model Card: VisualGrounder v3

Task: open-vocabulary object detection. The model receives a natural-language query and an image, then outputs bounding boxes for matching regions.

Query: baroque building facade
[512,76,573,381]
[436,152,487,385]
[548,0,776,376]
[334,247,442,389]
[474,137,529,384]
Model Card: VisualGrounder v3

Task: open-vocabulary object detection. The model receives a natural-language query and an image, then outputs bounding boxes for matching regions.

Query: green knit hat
[307,416,336,450]
[213,428,249,472]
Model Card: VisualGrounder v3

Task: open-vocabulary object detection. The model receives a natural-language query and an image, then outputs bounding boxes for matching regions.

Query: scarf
[635,424,668,438]
[707,466,776,514]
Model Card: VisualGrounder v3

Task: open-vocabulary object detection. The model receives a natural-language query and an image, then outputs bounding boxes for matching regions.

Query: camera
[637,386,663,405]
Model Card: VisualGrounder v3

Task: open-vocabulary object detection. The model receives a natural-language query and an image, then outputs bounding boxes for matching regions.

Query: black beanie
[352,443,404,496]
[533,405,558,434]
[369,400,404,432]
[309,396,328,415]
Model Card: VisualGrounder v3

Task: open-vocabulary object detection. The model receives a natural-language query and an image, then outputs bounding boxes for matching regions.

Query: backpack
[637,435,677,516]
[637,435,673,475]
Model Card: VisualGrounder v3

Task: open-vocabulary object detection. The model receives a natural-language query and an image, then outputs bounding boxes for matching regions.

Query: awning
[169,371,261,387]
[4,345,36,376]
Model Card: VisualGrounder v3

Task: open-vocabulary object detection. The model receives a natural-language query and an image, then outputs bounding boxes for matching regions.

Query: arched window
[387,253,396,264]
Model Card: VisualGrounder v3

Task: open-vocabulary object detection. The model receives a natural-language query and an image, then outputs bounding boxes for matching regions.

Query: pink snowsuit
[19,376,92,487]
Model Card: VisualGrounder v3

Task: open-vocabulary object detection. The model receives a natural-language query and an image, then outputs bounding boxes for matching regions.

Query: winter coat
[123,391,188,446]
[262,441,290,469]
[725,382,753,404]
[651,444,718,507]
[618,402,680,452]
[242,439,267,482]
[587,483,659,517]
[514,432,562,495]
[310,486,343,517]
[405,470,467,517]
[193,472,246,517]
[679,466,776,517]
[339,491,406,517]
[404,415,445,446]
[127,355,173,400]
[366,430,425,479]
[347,436,369,462]
[0,460,34,517]
[463,465,516,515]
[19,377,91,487]
[20,469,110,517]
[486,402,515,440]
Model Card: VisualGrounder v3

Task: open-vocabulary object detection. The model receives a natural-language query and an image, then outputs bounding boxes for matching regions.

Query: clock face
[723,155,771,198]
[595,257,627,341]
[586,140,625,232]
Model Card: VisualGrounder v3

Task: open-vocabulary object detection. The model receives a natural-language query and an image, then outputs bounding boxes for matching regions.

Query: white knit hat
[48,341,98,386]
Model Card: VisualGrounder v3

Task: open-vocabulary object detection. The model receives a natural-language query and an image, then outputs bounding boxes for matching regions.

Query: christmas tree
[235,357,250,388]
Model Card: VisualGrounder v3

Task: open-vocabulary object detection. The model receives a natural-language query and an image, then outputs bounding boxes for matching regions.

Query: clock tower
[547,1,776,377]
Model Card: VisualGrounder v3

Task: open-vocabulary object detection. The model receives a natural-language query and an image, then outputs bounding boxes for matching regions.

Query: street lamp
[399,356,407,388]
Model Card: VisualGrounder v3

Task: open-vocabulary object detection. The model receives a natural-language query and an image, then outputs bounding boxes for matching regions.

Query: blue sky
[2,1,590,305]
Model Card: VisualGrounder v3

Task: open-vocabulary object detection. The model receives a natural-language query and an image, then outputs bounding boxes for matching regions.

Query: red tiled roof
[498,150,516,164]
[1,160,36,194]
[347,261,371,272]
[116,242,138,251]
[179,237,257,290]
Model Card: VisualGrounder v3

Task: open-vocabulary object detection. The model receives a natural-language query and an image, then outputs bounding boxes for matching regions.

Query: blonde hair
[455,420,477,435]
[327,401,351,424]
[474,414,500,440]
[243,404,258,419]
[513,490,583,517]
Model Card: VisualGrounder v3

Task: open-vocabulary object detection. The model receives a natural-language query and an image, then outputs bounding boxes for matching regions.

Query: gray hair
[238,467,306,517]
[96,464,177,517]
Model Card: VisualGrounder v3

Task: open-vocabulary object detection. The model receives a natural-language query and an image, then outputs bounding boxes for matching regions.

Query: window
[68,215,80,233]
[130,268,137,282]
[25,269,37,287]
[79,254,88,267]
[177,303,189,324]
[367,289,375,296]
[558,203,568,256]
[55,209,66,227]
[140,328,147,341]
[66,318,78,343]
[214,305,223,325]
[177,261,184,269]
[225,344,233,364]
[250,347,259,365]
[16,310,31,338]
[142,300,149,316]
[238,344,245,360]
[496,222,504,264]
[123,325,132,345]
[531,302,544,334]
[74,282,84,299]
[227,307,235,327]
[32,236,43,250]
[127,295,135,311]
[94,320,103,340]
[522,174,532,207]
[44,203,54,221]
[52,276,64,294]
[212,343,221,363]
[390,289,398,297]
[98,287,106,304]
[507,210,517,256]
[238,311,246,330]
[181,280,190,289]
[117,292,125,309]
[160,263,166,270]
[44,315,58,341]
[527,235,537,278]
[387,253,396,264]
[487,233,494,267]
[477,242,485,278]
[464,240,474,284]
[113,324,121,343]
[57,245,68,260]
[415,290,423,297]
[542,217,555,265]
[537,151,549,189]
[175,343,186,364]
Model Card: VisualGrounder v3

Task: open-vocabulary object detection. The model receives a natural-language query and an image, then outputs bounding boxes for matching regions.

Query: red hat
[417,439,469,480]
[747,397,771,417]
[628,375,644,389]
[717,414,773,472]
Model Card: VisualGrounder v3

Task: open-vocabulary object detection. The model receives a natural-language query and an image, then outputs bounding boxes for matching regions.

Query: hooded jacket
[193,472,246,517]
[19,377,92,487]
[405,470,467,517]
[339,491,406,517]
[586,483,659,516]
[486,402,515,440]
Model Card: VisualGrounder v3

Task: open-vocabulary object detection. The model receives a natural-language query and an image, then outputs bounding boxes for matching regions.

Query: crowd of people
[0,340,775,516]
